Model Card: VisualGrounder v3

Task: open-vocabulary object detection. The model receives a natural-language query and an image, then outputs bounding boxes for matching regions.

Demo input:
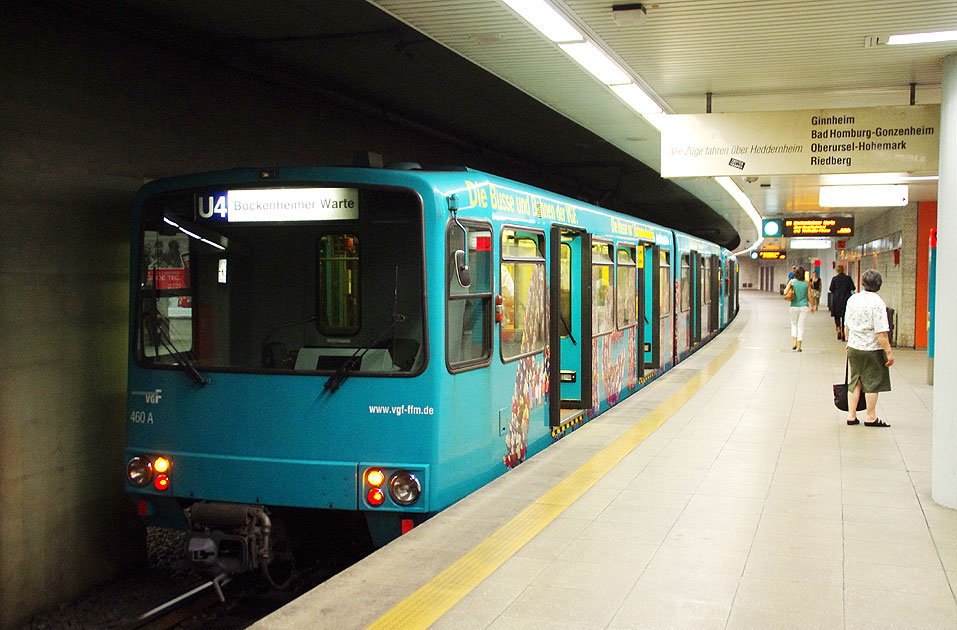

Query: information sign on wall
[756,251,787,260]
[660,105,939,177]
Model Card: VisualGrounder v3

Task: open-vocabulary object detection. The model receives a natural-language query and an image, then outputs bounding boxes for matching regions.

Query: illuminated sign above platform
[784,217,854,237]
[756,250,787,260]
[764,217,854,238]
[196,188,359,222]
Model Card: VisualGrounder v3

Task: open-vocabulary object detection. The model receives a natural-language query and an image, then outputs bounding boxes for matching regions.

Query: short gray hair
[861,269,882,292]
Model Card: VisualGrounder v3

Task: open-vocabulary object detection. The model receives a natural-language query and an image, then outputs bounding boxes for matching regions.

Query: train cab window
[616,246,637,329]
[592,241,615,335]
[136,186,426,376]
[680,254,691,312]
[317,234,360,336]
[446,222,492,370]
[140,231,194,358]
[500,228,545,361]
[659,250,671,316]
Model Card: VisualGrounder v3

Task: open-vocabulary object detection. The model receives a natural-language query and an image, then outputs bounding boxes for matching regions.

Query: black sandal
[847,419,860,425]
[864,419,890,427]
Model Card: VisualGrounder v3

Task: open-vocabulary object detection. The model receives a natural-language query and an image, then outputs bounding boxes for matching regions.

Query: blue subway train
[124,164,738,579]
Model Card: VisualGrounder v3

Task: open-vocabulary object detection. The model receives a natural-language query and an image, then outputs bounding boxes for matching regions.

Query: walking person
[809,271,822,313]
[784,266,810,351]
[844,269,894,426]
[829,264,855,340]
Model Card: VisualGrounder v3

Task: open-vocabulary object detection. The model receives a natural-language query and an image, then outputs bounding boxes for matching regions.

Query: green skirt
[848,348,892,393]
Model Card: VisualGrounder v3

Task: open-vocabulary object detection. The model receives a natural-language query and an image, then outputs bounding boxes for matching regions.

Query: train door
[644,243,660,371]
[732,261,740,314]
[660,246,674,368]
[690,251,702,347]
[709,255,719,333]
[631,244,646,382]
[549,226,592,427]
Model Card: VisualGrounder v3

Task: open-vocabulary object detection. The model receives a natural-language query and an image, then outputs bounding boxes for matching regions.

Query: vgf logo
[197,193,228,220]
[133,389,163,404]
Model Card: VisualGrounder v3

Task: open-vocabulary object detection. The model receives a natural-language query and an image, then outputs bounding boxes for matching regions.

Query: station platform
[252,292,957,630]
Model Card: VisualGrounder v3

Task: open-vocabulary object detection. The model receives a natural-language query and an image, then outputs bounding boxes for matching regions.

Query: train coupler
[187,502,274,576]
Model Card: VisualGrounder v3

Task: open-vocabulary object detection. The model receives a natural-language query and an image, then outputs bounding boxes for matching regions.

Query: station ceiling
[62,1,957,251]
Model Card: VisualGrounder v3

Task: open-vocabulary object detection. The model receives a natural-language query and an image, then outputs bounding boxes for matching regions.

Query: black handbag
[834,358,866,412]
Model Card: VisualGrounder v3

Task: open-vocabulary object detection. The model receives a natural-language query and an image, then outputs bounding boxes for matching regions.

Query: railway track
[130,575,230,630]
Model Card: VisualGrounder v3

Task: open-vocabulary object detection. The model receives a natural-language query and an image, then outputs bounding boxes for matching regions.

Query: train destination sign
[196,188,359,222]
[659,105,939,177]
[783,217,854,237]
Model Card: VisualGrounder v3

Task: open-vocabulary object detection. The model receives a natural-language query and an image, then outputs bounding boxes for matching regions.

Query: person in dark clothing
[829,264,855,340]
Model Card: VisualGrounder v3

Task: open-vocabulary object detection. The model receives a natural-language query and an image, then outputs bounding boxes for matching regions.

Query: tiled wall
[840,203,919,347]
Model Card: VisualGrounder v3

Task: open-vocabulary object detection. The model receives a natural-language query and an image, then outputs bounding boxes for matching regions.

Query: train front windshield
[135,185,426,376]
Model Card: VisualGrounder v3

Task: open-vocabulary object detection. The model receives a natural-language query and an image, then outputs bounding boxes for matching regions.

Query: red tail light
[368,488,385,506]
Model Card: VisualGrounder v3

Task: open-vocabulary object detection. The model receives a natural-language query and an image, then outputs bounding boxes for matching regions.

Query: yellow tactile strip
[368,338,741,630]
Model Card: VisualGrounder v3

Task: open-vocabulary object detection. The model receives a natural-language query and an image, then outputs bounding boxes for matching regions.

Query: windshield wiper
[143,303,209,386]
[323,311,406,393]
[324,266,406,394]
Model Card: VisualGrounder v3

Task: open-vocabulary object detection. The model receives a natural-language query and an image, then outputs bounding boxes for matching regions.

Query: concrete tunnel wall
[0,4,555,626]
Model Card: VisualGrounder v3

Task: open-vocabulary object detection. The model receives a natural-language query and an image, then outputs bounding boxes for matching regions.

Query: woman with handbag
[844,269,894,426]
[784,266,810,352]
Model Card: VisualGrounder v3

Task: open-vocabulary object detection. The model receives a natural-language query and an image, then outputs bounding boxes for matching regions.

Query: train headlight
[127,457,153,487]
[389,471,421,506]
[153,456,170,474]
[365,468,385,487]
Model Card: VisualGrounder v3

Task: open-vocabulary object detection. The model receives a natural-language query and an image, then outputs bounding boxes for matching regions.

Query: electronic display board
[783,217,854,237]
[756,250,787,260]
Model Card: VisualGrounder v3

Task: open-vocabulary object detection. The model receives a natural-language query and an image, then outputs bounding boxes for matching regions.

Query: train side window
[617,246,636,329]
[659,250,671,316]
[317,234,360,336]
[680,253,691,312]
[500,228,545,361]
[446,221,492,370]
[704,256,712,304]
[592,241,615,335]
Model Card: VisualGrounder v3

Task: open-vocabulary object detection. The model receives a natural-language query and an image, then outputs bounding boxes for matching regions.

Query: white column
[932,54,957,508]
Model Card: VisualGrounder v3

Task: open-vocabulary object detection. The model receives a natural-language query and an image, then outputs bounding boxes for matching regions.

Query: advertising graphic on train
[503,262,548,469]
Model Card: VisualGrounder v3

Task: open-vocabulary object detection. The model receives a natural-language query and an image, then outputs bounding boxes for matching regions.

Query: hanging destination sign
[659,105,939,177]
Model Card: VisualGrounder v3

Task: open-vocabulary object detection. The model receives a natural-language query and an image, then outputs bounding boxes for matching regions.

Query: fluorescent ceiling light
[887,30,957,45]
[500,0,583,43]
[790,238,833,250]
[819,184,908,207]
[820,173,938,185]
[609,83,663,114]
[559,41,630,85]
[715,176,763,248]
